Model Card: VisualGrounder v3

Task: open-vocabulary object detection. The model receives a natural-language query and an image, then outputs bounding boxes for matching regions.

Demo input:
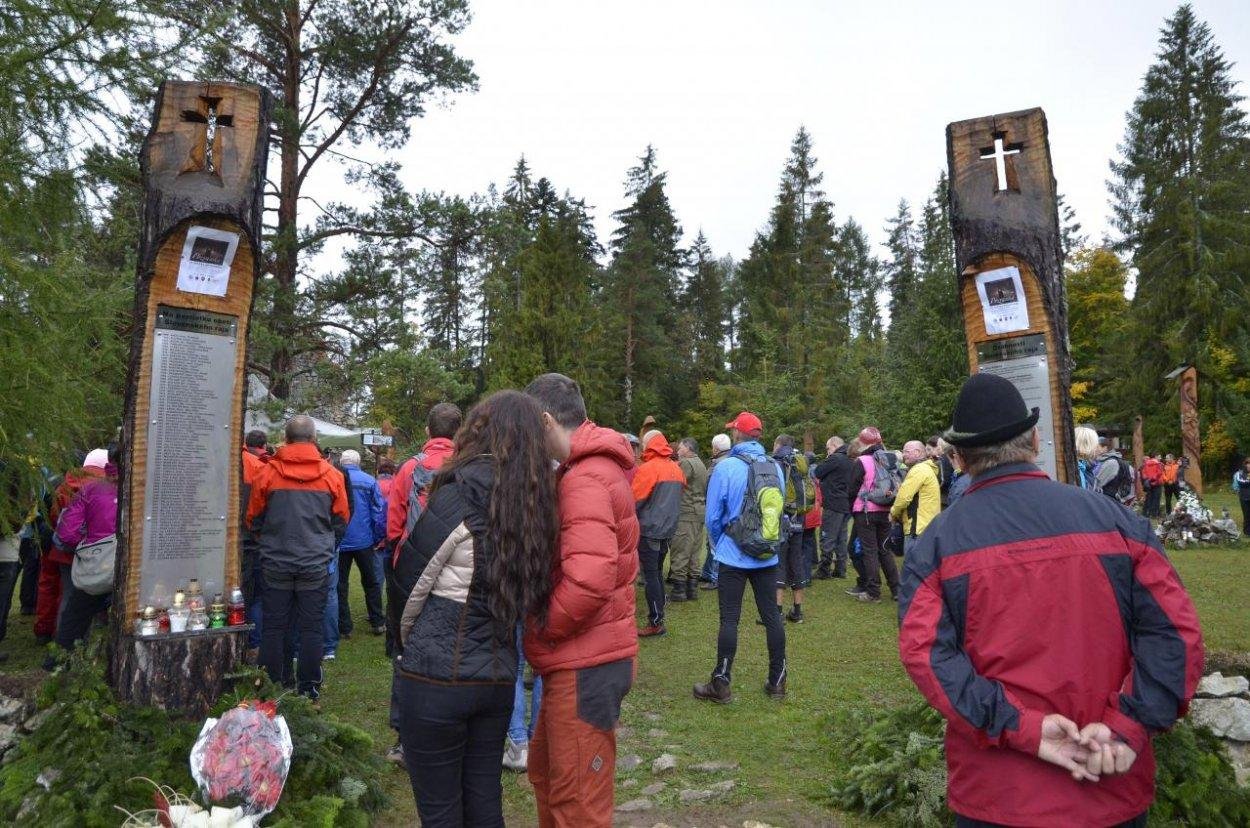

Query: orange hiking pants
[528,658,634,828]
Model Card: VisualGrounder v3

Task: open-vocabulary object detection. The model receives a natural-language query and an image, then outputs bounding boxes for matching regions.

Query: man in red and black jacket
[899,373,1203,828]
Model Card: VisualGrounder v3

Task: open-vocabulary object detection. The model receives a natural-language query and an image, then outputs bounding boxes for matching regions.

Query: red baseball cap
[725,411,763,437]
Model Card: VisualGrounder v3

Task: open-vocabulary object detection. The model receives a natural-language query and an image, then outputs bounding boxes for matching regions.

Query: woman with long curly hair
[392,390,558,827]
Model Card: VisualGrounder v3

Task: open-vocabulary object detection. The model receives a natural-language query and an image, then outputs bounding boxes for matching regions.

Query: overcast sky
[365,1,1250,262]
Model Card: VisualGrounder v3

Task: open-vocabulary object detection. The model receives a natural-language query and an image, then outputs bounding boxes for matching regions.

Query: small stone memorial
[109,80,271,714]
[947,108,1077,483]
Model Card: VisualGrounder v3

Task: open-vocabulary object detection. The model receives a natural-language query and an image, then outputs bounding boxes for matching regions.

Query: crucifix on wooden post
[180,94,235,176]
[947,108,1077,484]
[979,133,1024,192]
[109,80,271,715]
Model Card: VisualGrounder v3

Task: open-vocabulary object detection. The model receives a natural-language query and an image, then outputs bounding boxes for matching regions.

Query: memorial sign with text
[947,107,1077,484]
[110,80,271,714]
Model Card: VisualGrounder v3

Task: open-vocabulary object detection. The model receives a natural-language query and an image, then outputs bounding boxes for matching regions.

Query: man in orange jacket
[632,430,685,637]
[525,373,639,828]
[247,415,349,700]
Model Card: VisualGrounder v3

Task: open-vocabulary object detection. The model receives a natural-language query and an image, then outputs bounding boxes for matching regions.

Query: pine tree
[1108,3,1250,446]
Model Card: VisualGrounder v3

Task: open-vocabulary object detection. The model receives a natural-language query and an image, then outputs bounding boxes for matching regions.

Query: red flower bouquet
[190,701,293,817]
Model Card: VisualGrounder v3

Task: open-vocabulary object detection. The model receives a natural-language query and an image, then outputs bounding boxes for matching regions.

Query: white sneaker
[502,738,528,772]
[322,651,336,661]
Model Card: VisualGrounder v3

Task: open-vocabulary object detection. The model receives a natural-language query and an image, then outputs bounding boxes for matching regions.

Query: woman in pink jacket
[50,446,119,658]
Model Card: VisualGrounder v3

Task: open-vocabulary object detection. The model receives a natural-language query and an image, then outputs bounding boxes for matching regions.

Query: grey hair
[954,428,1037,478]
[678,437,699,455]
[285,414,317,444]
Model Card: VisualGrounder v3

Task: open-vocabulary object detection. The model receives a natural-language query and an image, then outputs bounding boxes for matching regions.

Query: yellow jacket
[891,458,941,537]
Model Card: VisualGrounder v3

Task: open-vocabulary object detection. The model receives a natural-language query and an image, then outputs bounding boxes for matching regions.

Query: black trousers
[1241,498,1250,534]
[54,579,111,651]
[337,546,384,634]
[956,813,1146,828]
[818,510,851,575]
[714,563,786,685]
[855,511,899,600]
[259,573,328,698]
[397,676,513,828]
[1144,484,1162,518]
[639,536,669,625]
[1164,483,1179,513]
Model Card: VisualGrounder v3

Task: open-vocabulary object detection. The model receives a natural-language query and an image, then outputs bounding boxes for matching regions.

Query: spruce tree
[683,231,728,384]
[881,176,967,440]
[1108,3,1250,446]
[599,146,687,427]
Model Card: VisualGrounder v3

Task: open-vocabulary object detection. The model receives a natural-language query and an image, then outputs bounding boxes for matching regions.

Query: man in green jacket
[669,437,709,602]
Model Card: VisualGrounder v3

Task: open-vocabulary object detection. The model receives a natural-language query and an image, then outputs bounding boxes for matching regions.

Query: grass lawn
[1,487,1246,826]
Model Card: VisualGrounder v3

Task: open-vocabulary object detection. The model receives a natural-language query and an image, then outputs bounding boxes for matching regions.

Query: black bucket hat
[943,372,1039,447]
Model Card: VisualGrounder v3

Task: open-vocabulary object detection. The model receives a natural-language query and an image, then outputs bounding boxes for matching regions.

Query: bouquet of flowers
[189,700,292,818]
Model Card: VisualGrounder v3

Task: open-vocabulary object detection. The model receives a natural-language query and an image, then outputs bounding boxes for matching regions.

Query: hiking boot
[686,579,698,601]
[832,571,847,579]
[372,624,386,635]
[785,608,804,624]
[339,630,352,640]
[856,593,882,604]
[34,634,53,647]
[698,580,718,591]
[815,567,831,580]
[845,586,866,596]
[639,623,667,638]
[668,585,688,603]
[386,742,405,766]
[764,678,787,700]
[692,675,732,704]
[502,738,528,772]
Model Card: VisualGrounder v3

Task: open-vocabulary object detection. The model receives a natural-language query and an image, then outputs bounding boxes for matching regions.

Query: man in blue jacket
[693,411,788,703]
[336,449,386,643]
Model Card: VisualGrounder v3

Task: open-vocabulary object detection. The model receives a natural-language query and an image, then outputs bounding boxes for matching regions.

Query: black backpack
[1106,456,1136,506]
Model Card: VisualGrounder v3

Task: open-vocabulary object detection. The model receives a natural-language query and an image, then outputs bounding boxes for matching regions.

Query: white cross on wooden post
[979,134,1022,191]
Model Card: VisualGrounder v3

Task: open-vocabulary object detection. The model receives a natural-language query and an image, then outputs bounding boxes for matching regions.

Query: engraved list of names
[139,306,239,606]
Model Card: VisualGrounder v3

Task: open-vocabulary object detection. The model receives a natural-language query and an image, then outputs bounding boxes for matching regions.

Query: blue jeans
[700,538,719,583]
[323,558,339,654]
[246,560,264,648]
[508,627,542,744]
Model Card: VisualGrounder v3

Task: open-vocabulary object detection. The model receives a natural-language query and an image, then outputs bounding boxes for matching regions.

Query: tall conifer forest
[2,3,1249,519]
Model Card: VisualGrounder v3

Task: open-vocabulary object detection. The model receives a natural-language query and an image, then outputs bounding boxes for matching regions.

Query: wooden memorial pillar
[1132,415,1146,502]
[1171,365,1204,494]
[946,107,1077,484]
[109,80,271,714]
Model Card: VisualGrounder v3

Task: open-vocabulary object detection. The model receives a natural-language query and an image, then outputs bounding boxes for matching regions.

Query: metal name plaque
[976,333,1058,479]
[139,306,239,606]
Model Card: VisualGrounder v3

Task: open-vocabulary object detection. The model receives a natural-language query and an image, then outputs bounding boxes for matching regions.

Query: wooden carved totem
[110,81,271,714]
[947,108,1077,484]
[1179,366,1203,494]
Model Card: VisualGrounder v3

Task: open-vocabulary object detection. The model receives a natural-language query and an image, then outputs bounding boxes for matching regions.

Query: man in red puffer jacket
[524,373,639,828]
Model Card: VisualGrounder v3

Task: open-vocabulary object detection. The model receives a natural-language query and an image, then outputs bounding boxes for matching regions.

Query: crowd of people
[0,369,1226,826]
